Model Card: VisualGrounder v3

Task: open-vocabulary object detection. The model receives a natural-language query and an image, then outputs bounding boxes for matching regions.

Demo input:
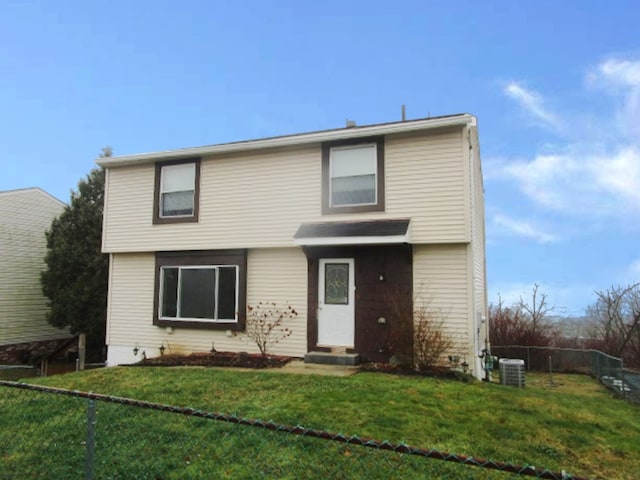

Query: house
[0,188,71,363]
[98,113,488,378]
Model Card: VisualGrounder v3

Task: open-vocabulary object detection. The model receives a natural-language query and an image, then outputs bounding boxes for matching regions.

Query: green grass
[0,366,38,381]
[1,367,639,479]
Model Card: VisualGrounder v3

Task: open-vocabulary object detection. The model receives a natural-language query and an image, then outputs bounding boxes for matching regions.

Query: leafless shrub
[413,306,454,371]
[385,287,455,371]
[245,302,296,357]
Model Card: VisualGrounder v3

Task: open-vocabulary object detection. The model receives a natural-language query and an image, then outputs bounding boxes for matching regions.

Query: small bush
[385,287,455,371]
[413,306,454,371]
[245,302,297,357]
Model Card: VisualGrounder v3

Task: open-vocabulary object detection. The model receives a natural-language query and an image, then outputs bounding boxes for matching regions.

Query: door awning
[293,219,410,246]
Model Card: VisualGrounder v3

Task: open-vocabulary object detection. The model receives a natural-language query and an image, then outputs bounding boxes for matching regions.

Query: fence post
[78,333,86,371]
[621,359,626,400]
[85,399,96,480]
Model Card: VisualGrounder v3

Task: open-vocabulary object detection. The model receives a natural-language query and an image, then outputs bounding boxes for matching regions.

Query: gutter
[97,113,476,167]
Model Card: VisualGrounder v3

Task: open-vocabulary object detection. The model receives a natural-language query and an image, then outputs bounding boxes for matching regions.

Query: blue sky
[1,1,639,316]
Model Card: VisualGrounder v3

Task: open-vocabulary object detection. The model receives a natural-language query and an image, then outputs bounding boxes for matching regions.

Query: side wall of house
[102,128,467,253]
[0,190,69,347]
[469,126,488,374]
[412,244,472,371]
[106,248,308,365]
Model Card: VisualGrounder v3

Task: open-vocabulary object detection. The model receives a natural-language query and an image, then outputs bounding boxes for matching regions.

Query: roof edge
[97,113,476,167]
[0,187,66,206]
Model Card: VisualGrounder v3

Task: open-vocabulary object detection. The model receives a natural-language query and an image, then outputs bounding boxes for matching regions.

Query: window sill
[153,215,198,225]
[154,318,244,331]
[322,203,385,215]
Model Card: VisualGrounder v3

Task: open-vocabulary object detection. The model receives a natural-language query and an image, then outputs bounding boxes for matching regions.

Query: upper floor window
[322,137,384,215]
[153,159,200,224]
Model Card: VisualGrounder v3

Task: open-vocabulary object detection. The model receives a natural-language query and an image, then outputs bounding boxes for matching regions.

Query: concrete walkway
[277,359,360,377]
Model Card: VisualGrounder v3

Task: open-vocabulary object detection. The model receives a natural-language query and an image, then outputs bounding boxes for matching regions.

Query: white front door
[318,258,355,347]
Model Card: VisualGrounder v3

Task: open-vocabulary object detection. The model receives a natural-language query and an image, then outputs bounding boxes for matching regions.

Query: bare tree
[489,295,527,346]
[517,283,554,340]
[587,283,640,365]
[490,285,557,347]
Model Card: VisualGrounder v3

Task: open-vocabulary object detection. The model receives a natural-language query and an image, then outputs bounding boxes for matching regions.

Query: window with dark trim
[153,250,247,330]
[153,158,201,224]
[322,136,385,214]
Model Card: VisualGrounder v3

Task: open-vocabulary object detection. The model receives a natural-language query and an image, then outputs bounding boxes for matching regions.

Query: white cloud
[590,58,640,138]
[481,157,504,182]
[626,259,640,281]
[500,147,640,214]
[597,59,640,88]
[490,213,557,244]
[595,147,640,206]
[496,58,640,217]
[503,82,562,131]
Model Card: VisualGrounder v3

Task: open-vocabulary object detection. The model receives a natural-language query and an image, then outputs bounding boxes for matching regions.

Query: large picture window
[160,265,238,321]
[153,159,200,224]
[322,137,384,214]
[154,250,247,330]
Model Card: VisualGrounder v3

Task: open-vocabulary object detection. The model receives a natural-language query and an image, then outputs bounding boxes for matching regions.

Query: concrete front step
[279,360,359,377]
[304,351,360,366]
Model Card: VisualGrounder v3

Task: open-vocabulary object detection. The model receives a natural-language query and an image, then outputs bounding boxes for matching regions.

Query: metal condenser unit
[499,358,525,388]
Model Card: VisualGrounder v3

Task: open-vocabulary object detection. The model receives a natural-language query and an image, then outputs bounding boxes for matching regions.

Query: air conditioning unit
[499,358,525,388]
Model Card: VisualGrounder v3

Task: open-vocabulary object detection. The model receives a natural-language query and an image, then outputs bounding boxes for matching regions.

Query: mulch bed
[129,352,472,380]
[361,362,473,380]
[132,351,292,369]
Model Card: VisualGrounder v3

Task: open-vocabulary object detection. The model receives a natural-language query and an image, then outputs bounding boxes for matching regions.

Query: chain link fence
[491,346,639,403]
[0,381,584,480]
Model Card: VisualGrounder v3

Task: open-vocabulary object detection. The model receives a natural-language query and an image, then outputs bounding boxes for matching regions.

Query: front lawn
[1,367,638,479]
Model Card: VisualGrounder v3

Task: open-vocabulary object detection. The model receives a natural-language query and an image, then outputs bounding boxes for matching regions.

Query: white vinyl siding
[245,248,307,357]
[106,253,155,351]
[0,189,70,346]
[385,130,466,242]
[469,126,488,355]
[102,129,466,253]
[106,248,307,364]
[412,244,470,365]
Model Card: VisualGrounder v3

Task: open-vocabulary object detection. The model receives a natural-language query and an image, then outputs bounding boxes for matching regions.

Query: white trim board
[97,114,476,167]
[293,235,409,246]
